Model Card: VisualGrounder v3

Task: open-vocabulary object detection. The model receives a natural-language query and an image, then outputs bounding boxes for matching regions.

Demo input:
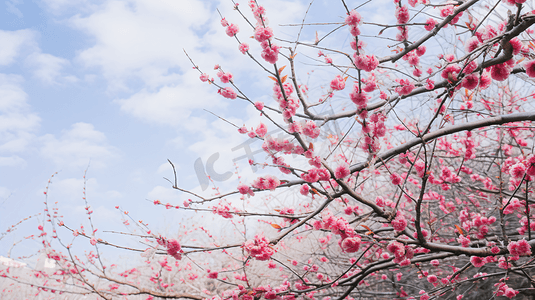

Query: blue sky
[0,0,401,259]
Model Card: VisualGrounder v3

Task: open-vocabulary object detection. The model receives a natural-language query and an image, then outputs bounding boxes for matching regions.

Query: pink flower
[90,237,97,245]
[425,78,435,90]
[464,61,478,74]
[300,185,309,196]
[254,26,274,42]
[465,36,480,53]
[461,74,479,90]
[504,288,519,299]
[207,271,218,279]
[395,5,410,24]
[424,18,437,31]
[503,0,526,5]
[470,256,485,268]
[386,241,405,259]
[510,162,526,179]
[341,237,361,252]
[330,75,346,91]
[255,122,267,137]
[225,23,239,37]
[218,87,237,99]
[391,214,407,232]
[288,121,302,134]
[252,175,281,191]
[254,101,264,110]
[303,121,320,139]
[416,45,426,56]
[395,78,415,95]
[335,164,350,179]
[199,73,210,82]
[508,239,532,256]
[261,43,280,64]
[166,239,183,260]
[350,40,366,51]
[375,196,386,207]
[349,85,369,108]
[440,5,454,17]
[354,54,379,72]
[479,72,492,89]
[430,259,440,267]
[217,71,233,83]
[239,43,250,54]
[441,64,461,82]
[238,126,247,134]
[509,37,522,55]
[524,60,535,78]
[427,275,438,283]
[237,184,254,197]
[390,173,402,185]
[243,234,274,261]
[491,62,512,81]
[220,18,228,27]
[345,10,362,26]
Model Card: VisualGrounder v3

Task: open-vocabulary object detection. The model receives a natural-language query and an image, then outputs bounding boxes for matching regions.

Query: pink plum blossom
[243,234,274,261]
[508,239,532,256]
[470,256,485,268]
[200,73,210,82]
[225,24,239,37]
[218,87,237,99]
[239,43,250,54]
[330,75,346,91]
[525,60,535,78]
[345,10,362,26]
[354,54,379,72]
[254,26,274,42]
[334,164,350,179]
[424,18,438,31]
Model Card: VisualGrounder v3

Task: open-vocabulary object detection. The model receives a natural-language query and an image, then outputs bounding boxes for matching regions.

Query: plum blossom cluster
[248,1,280,64]
[301,167,330,183]
[495,282,519,299]
[237,184,255,197]
[361,112,386,153]
[243,234,274,261]
[312,211,362,253]
[212,201,236,219]
[394,2,410,41]
[262,135,305,155]
[507,239,532,257]
[386,241,415,266]
[251,175,281,191]
[345,10,362,37]
[458,209,497,239]
[273,82,301,121]
[158,238,183,260]
[287,120,320,139]
[401,46,426,77]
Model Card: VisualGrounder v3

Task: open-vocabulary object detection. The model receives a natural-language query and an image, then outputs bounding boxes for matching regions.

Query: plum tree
[2,0,535,299]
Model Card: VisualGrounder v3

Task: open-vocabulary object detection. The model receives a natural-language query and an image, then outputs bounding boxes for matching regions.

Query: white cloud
[69,0,214,90]
[0,74,40,155]
[114,71,225,127]
[49,177,96,202]
[6,0,23,18]
[39,122,118,169]
[25,52,73,85]
[147,185,179,202]
[0,155,26,167]
[0,29,36,66]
